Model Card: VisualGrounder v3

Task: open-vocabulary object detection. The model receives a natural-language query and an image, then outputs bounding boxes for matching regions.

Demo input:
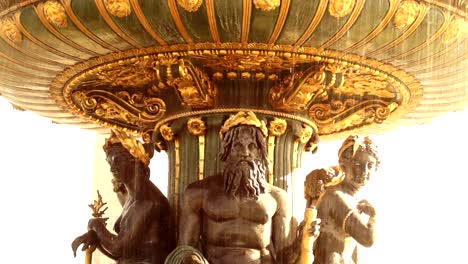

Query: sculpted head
[220,112,269,198]
[338,135,379,188]
[103,131,153,183]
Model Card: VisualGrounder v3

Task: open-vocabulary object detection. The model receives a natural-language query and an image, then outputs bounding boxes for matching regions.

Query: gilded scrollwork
[310,99,398,135]
[269,65,328,112]
[72,89,166,130]
[253,0,281,12]
[268,118,287,136]
[103,0,131,18]
[95,60,159,89]
[393,1,420,29]
[177,0,203,12]
[0,17,22,43]
[328,0,355,18]
[443,17,468,44]
[171,60,217,108]
[43,1,68,28]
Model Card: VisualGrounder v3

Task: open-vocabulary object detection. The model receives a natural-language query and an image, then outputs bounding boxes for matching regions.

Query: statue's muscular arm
[270,186,295,262]
[179,182,205,246]
[326,190,376,247]
[88,200,156,258]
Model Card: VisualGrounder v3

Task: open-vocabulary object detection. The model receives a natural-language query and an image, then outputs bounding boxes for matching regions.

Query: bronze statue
[313,135,379,264]
[304,166,343,207]
[72,131,175,264]
[175,111,319,264]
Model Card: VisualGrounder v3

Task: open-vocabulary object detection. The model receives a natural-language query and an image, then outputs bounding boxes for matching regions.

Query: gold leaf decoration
[220,111,268,139]
[43,1,68,28]
[103,0,131,18]
[253,0,281,12]
[296,125,313,143]
[329,0,355,18]
[443,17,468,44]
[393,0,420,29]
[268,118,287,136]
[0,17,22,43]
[187,117,207,136]
[160,124,175,141]
[177,0,203,12]
[72,90,166,130]
[172,60,217,108]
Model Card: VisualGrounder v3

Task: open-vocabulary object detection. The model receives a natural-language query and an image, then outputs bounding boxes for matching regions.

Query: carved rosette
[187,117,207,136]
[393,0,420,29]
[43,1,68,28]
[328,0,355,18]
[268,118,287,136]
[103,0,131,18]
[160,124,175,141]
[253,0,281,12]
[177,0,203,12]
[0,17,22,43]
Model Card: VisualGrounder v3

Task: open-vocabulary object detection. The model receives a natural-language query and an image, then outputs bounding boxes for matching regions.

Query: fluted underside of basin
[0,0,466,140]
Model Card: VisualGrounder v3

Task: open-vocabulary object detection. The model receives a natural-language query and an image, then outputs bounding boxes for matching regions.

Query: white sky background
[0,96,467,263]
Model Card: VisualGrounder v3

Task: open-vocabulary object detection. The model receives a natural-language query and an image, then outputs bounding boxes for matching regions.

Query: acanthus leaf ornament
[172,60,217,109]
[43,1,68,28]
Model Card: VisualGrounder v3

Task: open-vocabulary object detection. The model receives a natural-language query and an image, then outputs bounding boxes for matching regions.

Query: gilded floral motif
[187,117,207,136]
[103,0,131,18]
[328,0,355,18]
[160,124,175,141]
[0,17,22,43]
[393,1,420,29]
[177,0,203,12]
[268,118,287,136]
[44,1,68,28]
[253,0,281,12]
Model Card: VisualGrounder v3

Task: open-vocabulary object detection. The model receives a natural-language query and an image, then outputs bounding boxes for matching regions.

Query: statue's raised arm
[313,135,380,264]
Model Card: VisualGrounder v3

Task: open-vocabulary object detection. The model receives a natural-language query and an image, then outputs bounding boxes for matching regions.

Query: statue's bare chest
[203,192,276,224]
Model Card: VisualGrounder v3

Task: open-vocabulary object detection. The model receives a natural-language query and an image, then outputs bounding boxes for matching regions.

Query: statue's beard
[223,158,267,199]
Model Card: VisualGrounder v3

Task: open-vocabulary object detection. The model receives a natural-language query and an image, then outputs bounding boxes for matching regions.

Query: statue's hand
[357,199,376,217]
[71,230,98,257]
[87,217,109,231]
[308,218,321,239]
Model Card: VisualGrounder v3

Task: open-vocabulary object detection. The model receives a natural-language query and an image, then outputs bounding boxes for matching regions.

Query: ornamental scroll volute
[68,57,217,133]
[269,63,402,135]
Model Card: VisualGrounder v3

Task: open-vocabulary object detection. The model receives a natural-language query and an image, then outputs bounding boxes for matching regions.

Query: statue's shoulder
[267,184,288,201]
[185,175,222,194]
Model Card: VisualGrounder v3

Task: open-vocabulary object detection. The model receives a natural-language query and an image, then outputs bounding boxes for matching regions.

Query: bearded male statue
[172,112,319,264]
